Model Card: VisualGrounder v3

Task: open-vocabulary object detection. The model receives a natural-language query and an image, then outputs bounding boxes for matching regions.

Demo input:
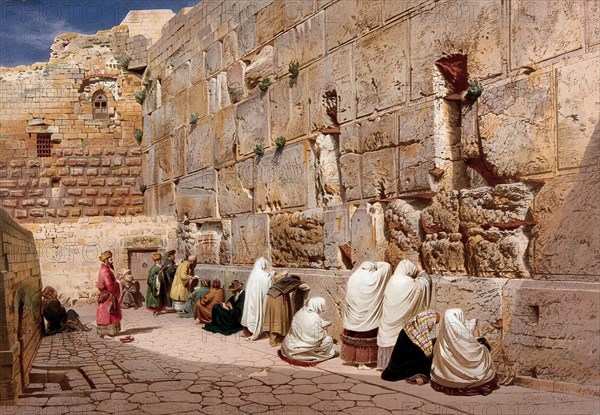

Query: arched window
[92,90,109,119]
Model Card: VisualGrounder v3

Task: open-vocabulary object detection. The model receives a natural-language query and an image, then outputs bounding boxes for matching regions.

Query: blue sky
[0,0,200,67]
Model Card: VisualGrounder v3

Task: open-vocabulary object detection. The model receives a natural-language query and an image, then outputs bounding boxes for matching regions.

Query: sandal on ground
[119,335,135,343]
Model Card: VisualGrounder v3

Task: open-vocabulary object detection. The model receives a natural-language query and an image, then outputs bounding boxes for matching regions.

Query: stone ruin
[0,0,598,400]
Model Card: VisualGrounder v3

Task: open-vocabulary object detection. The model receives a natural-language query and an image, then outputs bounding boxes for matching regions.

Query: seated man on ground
[179,278,211,318]
[42,286,90,335]
[118,269,145,309]
[194,279,225,323]
[204,280,245,335]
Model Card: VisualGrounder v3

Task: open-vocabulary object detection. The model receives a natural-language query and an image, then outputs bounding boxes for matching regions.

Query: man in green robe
[146,252,166,311]
[162,250,177,308]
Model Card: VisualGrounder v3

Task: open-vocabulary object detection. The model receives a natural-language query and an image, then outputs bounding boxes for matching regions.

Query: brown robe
[262,275,302,346]
[194,288,225,323]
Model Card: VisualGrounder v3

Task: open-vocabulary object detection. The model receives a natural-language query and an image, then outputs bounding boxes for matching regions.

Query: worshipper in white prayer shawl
[279,297,336,365]
[341,261,392,369]
[430,308,498,396]
[377,259,432,369]
[241,257,273,340]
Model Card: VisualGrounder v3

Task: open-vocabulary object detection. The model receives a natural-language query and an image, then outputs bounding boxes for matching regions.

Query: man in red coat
[96,250,122,338]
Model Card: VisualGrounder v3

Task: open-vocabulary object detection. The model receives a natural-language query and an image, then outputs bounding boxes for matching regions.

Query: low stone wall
[21,215,178,300]
[0,208,43,403]
[195,264,600,396]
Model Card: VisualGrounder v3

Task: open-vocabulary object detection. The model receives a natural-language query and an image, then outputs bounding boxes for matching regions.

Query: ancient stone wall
[0,208,43,403]
[142,0,599,393]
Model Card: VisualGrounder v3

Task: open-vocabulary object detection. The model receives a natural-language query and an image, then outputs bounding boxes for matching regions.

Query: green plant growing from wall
[288,59,300,80]
[190,112,200,125]
[258,77,272,91]
[466,79,484,100]
[118,53,131,69]
[134,89,146,105]
[275,136,286,149]
[139,184,147,194]
[133,128,143,144]
[254,144,265,156]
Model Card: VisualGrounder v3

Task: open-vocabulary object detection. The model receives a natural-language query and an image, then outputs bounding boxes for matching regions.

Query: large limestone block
[397,103,436,194]
[510,0,583,69]
[237,15,257,58]
[269,72,308,140]
[325,0,380,51]
[156,182,176,216]
[531,171,600,280]
[323,207,350,269]
[255,142,309,212]
[256,1,285,46]
[236,91,268,156]
[556,57,600,170]
[227,61,245,103]
[284,0,316,29]
[188,81,208,120]
[163,62,191,99]
[195,222,224,265]
[502,280,600,385]
[465,227,530,279]
[217,159,254,217]
[350,203,386,266]
[360,112,396,153]
[213,106,237,168]
[459,184,535,228]
[430,276,503,343]
[150,101,173,142]
[306,45,354,131]
[190,50,205,84]
[171,127,186,179]
[339,122,360,155]
[231,214,270,264]
[186,117,214,174]
[155,138,173,183]
[478,73,554,179]
[270,209,325,268]
[222,31,238,69]
[244,46,274,91]
[410,0,503,99]
[340,153,361,202]
[361,148,397,199]
[176,170,217,221]
[422,233,466,275]
[354,21,408,117]
[170,91,189,131]
[585,0,600,48]
[313,134,342,206]
[205,41,223,77]
[384,199,422,268]
[274,11,326,76]
[421,190,460,233]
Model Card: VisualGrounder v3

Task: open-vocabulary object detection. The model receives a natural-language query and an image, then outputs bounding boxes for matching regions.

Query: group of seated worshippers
[341,259,498,396]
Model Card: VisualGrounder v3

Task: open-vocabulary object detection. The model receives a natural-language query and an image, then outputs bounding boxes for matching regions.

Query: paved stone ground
[3,304,599,415]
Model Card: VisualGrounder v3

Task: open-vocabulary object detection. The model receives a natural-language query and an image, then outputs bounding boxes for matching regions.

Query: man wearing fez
[96,251,122,338]
[162,250,177,308]
[146,252,168,314]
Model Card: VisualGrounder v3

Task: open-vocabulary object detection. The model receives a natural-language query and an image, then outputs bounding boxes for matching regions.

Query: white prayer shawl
[430,308,496,388]
[281,297,335,362]
[241,257,273,340]
[343,261,392,332]
[377,260,432,347]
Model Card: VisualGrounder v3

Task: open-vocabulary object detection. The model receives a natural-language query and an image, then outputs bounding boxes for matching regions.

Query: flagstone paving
[3,304,599,415]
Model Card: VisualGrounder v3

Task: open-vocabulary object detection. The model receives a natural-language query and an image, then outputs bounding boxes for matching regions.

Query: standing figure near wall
[377,259,432,369]
[162,250,177,308]
[241,257,273,340]
[430,308,498,396]
[342,261,392,369]
[263,272,307,347]
[194,279,226,323]
[146,253,167,312]
[179,278,211,318]
[96,251,122,338]
[170,255,198,311]
[118,269,145,309]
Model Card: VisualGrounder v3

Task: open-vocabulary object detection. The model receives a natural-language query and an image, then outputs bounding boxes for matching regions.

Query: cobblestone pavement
[3,304,598,415]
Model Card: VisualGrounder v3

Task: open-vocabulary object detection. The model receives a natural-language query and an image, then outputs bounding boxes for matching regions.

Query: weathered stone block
[585,0,600,48]
[478,73,554,179]
[339,122,359,155]
[186,117,214,174]
[556,57,600,170]
[271,209,325,268]
[256,1,285,46]
[350,203,386,266]
[360,112,396,153]
[176,170,217,221]
[361,148,396,199]
[274,11,325,76]
[511,0,583,69]
[217,159,254,217]
[384,199,422,268]
[354,21,408,117]
[465,227,530,279]
[421,190,460,233]
[531,171,599,280]
[503,280,600,385]
[323,207,350,269]
[422,233,466,275]
[213,106,237,168]
[231,214,270,265]
[171,128,186,179]
[222,31,238,68]
[459,184,535,228]
[325,0,380,51]
[410,0,503,98]
[339,153,361,202]
[227,61,245,103]
[306,45,353,131]
[244,46,274,90]
[237,92,268,156]
[188,81,208,120]
[255,142,309,212]
[269,72,308,140]
[237,15,256,58]
[163,62,191,99]
[205,41,223,77]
